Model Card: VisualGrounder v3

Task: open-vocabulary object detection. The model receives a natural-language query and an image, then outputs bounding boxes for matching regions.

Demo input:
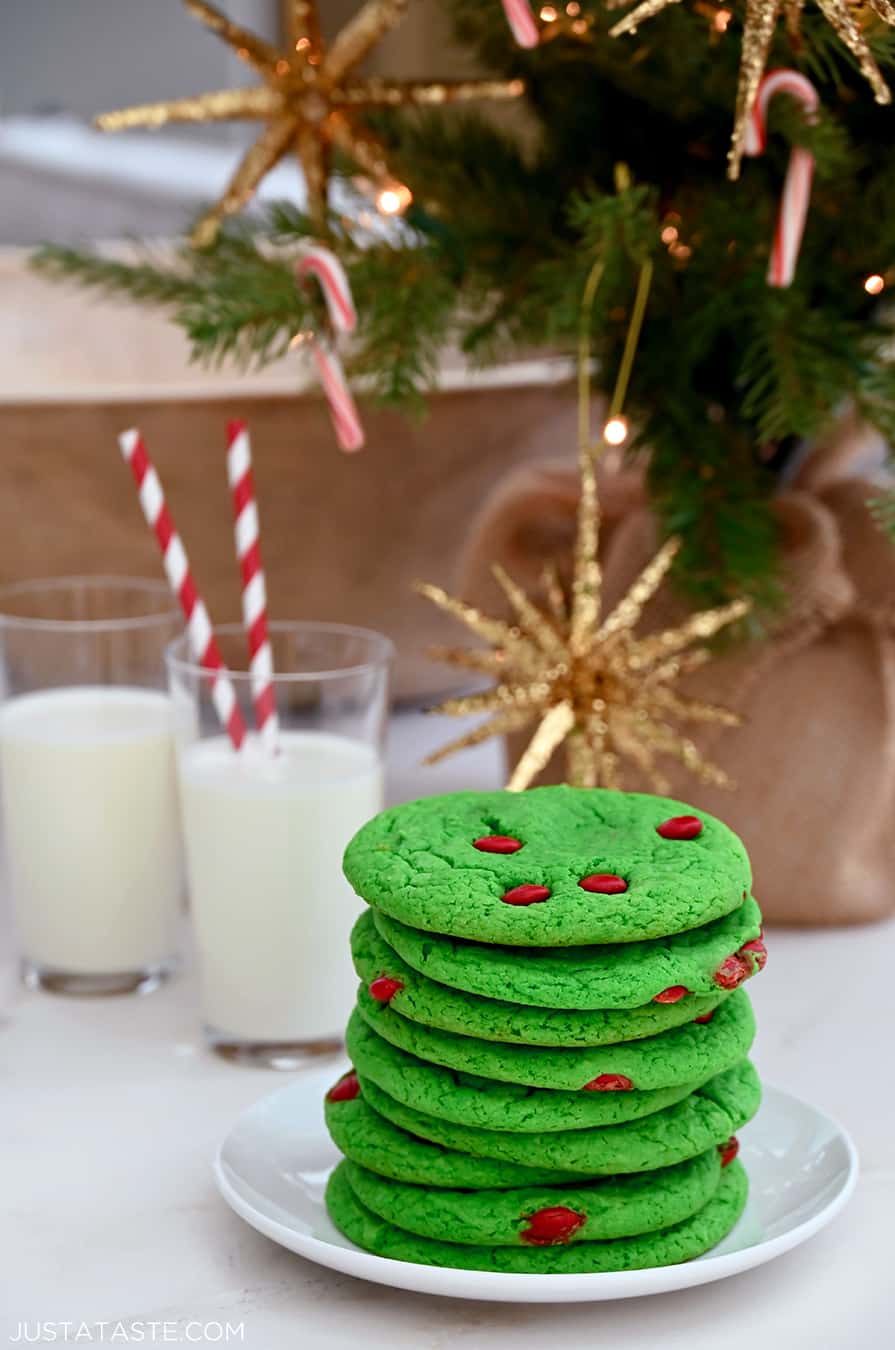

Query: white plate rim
[213,1081,859,1303]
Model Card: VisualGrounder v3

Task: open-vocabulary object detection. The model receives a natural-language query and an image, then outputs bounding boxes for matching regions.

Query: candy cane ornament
[119,429,247,751]
[309,339,365,453]
[744,70,820,289]
[501,0,540,47]
[295,242,365,452]
[226,420,280,750]
[296,243,357,335]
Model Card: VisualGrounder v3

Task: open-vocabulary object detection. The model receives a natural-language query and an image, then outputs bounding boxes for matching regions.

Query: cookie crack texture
[353,983,755,1092]
[371,899,762,1009]
[344,787,751,946]
[357,1060,761,1174]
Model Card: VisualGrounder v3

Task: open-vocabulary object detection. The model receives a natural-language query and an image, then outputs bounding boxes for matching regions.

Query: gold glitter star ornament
[417,446,750,793]
[95,0,525,246]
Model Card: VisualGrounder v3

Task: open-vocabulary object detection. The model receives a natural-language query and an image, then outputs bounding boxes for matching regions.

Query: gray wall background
[0,0,458,120]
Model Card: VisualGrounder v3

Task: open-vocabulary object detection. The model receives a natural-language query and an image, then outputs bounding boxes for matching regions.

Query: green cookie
[342,1148,723,1246]
[343,787,751,946]
[347,1008,704,1132]
[360,1060,761,1174]
[352,910,729,1046]
[325,1092,587,1188]
[326,1159,748,1273]
[372,898,762,1010]
[356,983,755,1093]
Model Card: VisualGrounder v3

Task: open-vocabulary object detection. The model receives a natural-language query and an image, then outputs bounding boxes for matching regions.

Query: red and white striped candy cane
[119,428,247,751]
[501,0,540,47]
[226,420,279,751]
[310,339,365,453]
[296,243,357,335]
[744,69,819,288]
[295,241,365,451]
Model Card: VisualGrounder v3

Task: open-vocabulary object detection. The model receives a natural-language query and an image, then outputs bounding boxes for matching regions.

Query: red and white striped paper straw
[226,420,279,751]
[119,428,247,751]
[501,0,540,47]
[744,69,819,288]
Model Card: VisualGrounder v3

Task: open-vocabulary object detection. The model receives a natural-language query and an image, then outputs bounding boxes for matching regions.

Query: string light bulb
[377,183,413,216]
[603,416,629,446]
[540,5,558,20]
[287,329,314,351]
[865,274,885,295]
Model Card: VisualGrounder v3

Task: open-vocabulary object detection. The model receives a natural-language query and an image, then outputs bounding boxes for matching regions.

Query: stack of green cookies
[324,786,766,1274]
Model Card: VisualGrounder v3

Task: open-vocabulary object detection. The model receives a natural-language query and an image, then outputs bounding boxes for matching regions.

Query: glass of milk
[166,621,391,1069]
[0,577,184,996]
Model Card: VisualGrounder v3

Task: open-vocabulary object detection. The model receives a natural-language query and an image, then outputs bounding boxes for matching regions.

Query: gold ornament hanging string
[418,184,750,792]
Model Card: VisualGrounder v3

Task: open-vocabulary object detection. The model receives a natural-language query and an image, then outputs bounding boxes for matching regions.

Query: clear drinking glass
[166,621,392,1069]
[0,577,184,996]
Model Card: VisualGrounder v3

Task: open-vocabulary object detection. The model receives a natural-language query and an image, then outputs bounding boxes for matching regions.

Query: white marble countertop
[3,711,892,1349]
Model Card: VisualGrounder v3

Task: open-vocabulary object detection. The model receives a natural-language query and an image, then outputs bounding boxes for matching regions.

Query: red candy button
[501,884,551,906]
[718,1136,740,1168]
[327,1071,360,1103]
[656,815,703,840]
[473,835,523,854]
[713,953,751,990]
[583,1073,634,1092]
[369,976,404,1003]
[520,1206,587,1246]
[653,985,689,1004]
[694,1010,716,1024]
[579,873,628,894]
[739,938,768,970]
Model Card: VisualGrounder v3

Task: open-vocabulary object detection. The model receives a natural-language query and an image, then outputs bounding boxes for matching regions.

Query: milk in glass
[1,686,181,973]
[178,730,382,1042]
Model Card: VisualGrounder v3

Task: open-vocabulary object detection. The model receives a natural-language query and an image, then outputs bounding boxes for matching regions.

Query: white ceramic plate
[214,1065,858,1303]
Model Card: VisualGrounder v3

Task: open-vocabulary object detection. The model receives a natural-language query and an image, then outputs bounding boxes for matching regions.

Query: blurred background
[1,0,460,243]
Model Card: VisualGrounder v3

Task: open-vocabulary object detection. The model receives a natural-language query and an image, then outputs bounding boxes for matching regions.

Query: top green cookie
[344,787,751,946]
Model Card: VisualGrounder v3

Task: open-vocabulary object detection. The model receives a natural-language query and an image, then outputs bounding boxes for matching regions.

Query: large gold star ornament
[95,0,525,246]
[418,446,750,793]
[608,0,895,177]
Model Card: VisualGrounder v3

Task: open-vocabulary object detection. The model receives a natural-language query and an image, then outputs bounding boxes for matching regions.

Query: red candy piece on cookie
[653,985,689,1004]
[327,1071,360,1103]
[582,1073,634,1092]
[694,1010,716,1024]
[739,938,768,970]
[718,1136,740,1168]
[656,815,703,840]
[501,884,551,906]
[520,1206,587,1246]
[579,873,628,894]
[369,976,404,1003]
[473,835,523,854]
[713,953,752,989]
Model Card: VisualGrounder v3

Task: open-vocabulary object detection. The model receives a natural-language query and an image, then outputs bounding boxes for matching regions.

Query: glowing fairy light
[377,183,413,215]
[603,416,629,446]
[865,274,885,295]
